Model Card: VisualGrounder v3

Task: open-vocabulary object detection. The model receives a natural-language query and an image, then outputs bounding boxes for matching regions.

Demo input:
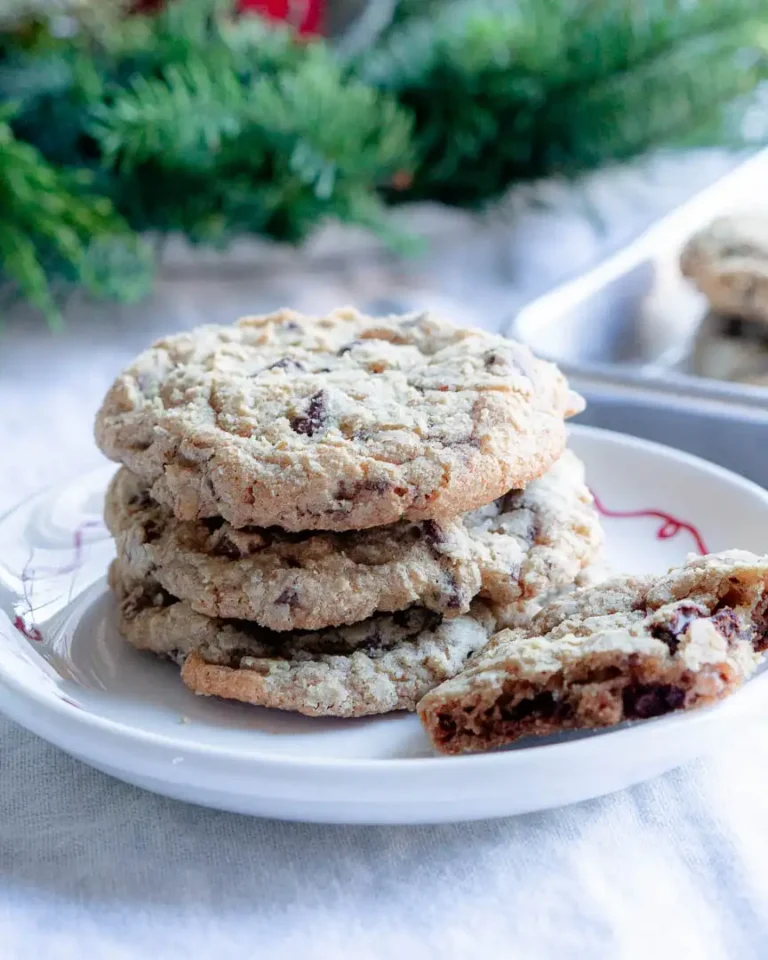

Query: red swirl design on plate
[591,491,708,555]
[60,695,83,710]
[12,615,43,642]
[22,519,102,582]
[14,520,105,644]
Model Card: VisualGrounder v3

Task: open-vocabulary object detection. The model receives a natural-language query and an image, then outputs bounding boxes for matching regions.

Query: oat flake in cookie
[104,450,601,632]
[95,308,583,531]
[109,560,496,718]
[419,551,768,754]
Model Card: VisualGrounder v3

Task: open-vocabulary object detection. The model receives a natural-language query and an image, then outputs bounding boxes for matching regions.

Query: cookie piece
[95,308,583,531]
[419,551,768,754]
[681,215,768,325]
[105,451,601,631]
[109,560,496,718]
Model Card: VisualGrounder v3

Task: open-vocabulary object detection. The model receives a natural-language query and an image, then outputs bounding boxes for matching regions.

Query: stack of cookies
[96,308,602,719]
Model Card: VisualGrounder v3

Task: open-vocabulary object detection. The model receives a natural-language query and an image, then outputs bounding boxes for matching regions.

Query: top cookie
[681,215,768,326]
[95,308,583,531]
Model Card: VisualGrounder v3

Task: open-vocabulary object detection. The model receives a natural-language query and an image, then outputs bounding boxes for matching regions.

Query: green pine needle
[91,60,249,169]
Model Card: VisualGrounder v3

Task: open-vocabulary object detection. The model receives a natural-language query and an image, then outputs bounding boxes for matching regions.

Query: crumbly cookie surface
[681,215,768,325]
[109,560,496,718]
[105,451,601,631]
[461,450,602,627]
[95,308,582,531]
[419,551,768,754]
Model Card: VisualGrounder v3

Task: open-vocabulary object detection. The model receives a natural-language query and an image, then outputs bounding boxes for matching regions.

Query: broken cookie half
[418,551,768,755]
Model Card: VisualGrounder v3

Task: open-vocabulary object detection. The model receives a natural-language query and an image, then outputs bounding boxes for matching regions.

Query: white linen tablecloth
[2,153,768,960]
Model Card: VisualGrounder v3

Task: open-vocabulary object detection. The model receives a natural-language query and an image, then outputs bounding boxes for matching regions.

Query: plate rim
[1,423,768,782]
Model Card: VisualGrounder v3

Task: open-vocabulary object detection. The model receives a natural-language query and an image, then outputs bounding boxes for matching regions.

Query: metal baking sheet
[508,149,768,410]
[507,150,768,484]
[567,379,768,488]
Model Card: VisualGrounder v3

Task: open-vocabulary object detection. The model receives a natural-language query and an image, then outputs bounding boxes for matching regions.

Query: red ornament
[238,0,323,35]
[129,0,324,34]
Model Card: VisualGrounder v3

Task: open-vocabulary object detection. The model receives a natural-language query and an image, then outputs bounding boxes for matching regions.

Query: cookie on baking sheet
[95,308,583,532]
[689,311,768,386]
[681,215,768,325]
[109,560,496,718]
[419,551,768,754]
[104,451,602,632]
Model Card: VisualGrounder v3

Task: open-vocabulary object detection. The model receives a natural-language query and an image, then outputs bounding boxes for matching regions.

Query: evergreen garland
[0,0,766,323]
[0,104,152,327]
[367,0,768,204]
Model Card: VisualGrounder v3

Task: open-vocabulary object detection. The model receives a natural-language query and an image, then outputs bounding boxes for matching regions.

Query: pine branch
[1,0,766,322]
[552,0,768,87]
[368,0,768,205]
[91,60,248,169]
[538,24,766,172]
[0,107,151,324]
[91,43,413,244]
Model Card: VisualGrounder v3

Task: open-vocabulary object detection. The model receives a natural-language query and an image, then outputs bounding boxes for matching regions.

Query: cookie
[461,450,602,628]
[681,215,768,326]
[109,560,496,718]
[105,469,483,631]
[689,311,768,386]
[419,551,768,754]
[104,451,601,632]
[95,308,583,531]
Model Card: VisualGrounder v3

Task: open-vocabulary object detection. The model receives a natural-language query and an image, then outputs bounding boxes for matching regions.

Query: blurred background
[1,0,768,498]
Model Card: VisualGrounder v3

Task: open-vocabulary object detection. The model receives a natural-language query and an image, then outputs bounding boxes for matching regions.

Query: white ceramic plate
[1,425,766,824]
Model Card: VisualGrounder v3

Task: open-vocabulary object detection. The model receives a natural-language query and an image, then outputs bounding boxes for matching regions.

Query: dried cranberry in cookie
[95,308,582,531]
